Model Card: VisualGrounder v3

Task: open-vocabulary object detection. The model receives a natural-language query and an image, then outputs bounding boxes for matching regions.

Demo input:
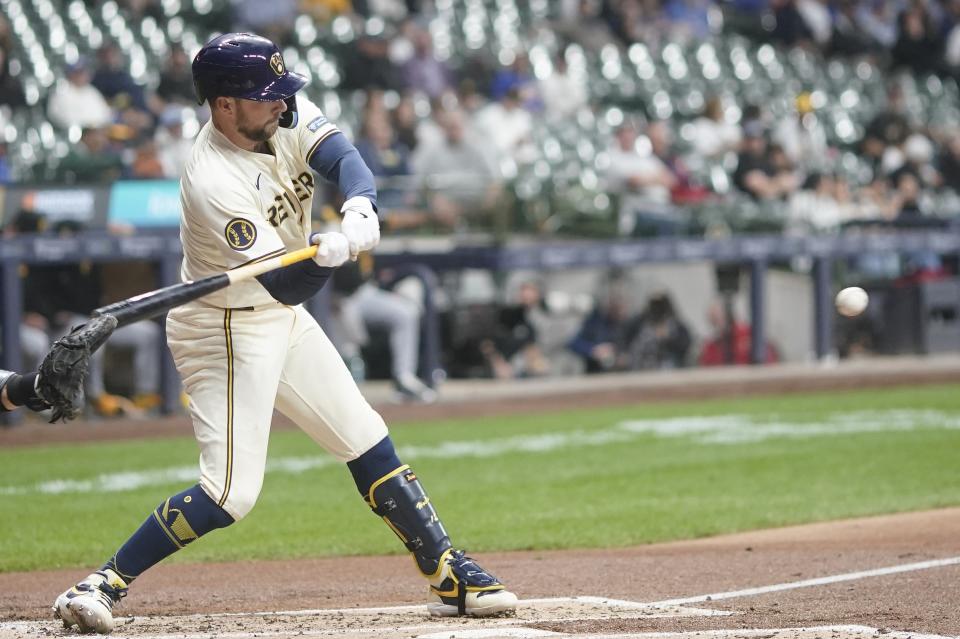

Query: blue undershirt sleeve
[308,131,378,207]
[256,260,332,306]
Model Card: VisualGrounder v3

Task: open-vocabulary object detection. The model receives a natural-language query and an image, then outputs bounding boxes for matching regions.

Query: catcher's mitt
[37,314,118,422]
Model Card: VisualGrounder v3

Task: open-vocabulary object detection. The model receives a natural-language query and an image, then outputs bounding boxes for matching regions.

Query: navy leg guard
[367,465,453,576]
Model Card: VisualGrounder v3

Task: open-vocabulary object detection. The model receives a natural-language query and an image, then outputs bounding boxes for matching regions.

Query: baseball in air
[835,286,869,317]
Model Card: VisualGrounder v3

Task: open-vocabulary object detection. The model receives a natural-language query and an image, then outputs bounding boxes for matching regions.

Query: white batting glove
[310,232,351,268]
[340,196,380,257]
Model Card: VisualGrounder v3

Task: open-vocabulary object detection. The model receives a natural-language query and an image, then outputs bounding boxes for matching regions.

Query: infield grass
[1,383,958,573]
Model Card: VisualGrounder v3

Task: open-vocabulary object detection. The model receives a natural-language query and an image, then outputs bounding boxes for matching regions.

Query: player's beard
[236,111,280,143]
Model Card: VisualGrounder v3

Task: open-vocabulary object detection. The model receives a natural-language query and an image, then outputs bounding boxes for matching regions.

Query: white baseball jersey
[179,94,338,308]
[167,96,388,521]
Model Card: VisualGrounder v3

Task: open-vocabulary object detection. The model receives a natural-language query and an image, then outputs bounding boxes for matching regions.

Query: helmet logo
[269,52,284,76]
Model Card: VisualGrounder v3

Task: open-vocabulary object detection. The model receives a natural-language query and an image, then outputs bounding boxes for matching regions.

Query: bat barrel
[93,274,230,327]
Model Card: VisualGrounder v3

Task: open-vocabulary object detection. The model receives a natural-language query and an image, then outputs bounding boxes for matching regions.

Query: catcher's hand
[37,314,118,422]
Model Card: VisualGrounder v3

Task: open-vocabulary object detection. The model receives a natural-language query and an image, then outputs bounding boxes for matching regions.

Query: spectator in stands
[662,0,713,41]
[937,133,960,193]
[355,109,434,229]
[329,254,437,403]
[698,300,778,366]
[413,108,502,231]
[390,91,421,151]
[830,0,882,56]
[770,0,815,47]
[648,119,709,205]
[602,0,662,48]
[855,0,898,50]
[130,139,166,179]
[57,127,124,183]
[489,52,539,108]
[91,43,148,112]
[733,123,800,201]
[0,142,10,184]
[796,0,833,48]
[787,172,853,232]
[944,0,960,80]
[301,0,353,21]
[47,59,113,130]
[627,292,691,370]
[156,107,193,179]
[0,14,10,52]
[890,132,942,190]
[864,83,912,149]
[689,95,741,160]
[538,51,588,123]
[891,3,944,76]
[156,44,197,106]
[0,41,25,108]
[233,0,298,46]
[567,286,641,374]
[605,120,680,236]
[343,30,404,92]
[891,170,926,220]
[772,92,829,169]
[473,87,535,165]
[401,24,453,99]
[119,0,164,21]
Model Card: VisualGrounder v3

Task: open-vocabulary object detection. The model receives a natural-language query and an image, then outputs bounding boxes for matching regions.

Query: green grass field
[1,384,959,573]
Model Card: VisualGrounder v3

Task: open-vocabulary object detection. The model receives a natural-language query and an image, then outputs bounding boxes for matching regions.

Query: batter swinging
[52,33,516,634]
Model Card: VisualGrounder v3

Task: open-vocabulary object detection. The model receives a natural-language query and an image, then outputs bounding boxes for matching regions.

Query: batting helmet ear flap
[194,75,207,105]
[279,95,299,129]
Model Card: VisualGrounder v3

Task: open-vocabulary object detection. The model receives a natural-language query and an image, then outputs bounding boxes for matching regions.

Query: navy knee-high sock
[347,435,403,497]
[103,484,234,583]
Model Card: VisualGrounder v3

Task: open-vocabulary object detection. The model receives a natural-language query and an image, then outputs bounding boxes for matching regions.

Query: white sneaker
[394,375,438,404]
[53,569,128,634]
[427,549,518,617]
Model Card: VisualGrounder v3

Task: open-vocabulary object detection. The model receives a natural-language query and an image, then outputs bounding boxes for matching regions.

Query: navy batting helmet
[192,33,308,128]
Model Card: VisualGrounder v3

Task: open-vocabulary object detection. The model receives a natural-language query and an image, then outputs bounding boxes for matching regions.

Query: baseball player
[0,369,50,413]
[53,33,516,634]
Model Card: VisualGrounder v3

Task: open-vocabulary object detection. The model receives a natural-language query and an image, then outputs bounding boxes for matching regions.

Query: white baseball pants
[166,301,389,520]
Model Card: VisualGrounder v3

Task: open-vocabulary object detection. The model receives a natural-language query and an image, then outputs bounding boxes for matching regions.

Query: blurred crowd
[0,0,960,238]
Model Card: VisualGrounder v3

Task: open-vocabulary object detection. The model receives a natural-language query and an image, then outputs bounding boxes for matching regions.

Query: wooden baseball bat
[92,245,320,327]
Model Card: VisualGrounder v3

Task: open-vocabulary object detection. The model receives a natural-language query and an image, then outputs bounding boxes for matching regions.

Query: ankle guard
[367,465,452,575]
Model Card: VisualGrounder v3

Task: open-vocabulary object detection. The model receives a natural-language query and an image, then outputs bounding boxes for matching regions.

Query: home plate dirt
[3,601,951,639]
[0,603,953,639]
[0,597,723,639]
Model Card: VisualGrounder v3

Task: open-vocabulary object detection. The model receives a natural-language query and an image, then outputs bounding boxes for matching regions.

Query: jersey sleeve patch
[306,116,328,132]
[224,218,258,251]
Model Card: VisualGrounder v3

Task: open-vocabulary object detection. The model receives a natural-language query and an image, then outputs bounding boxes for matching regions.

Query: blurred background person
[567,285,641,373]
[698,300,779,366]
[329,253,437,404]
[688,95,741,160]
[413,108,503,232]
[626,292,692,370]
[47,59,113,130]
[605,121,680,236]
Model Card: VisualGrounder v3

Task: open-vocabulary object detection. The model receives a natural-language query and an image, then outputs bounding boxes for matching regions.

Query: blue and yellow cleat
[53,569,128,634]
[427,549,518,617]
